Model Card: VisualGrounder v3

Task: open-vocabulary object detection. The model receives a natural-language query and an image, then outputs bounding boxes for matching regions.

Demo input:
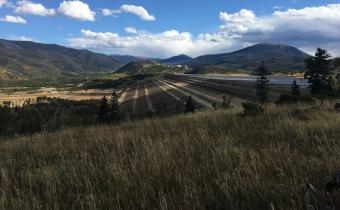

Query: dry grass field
[0,105,340,209]
[0,87,114,107]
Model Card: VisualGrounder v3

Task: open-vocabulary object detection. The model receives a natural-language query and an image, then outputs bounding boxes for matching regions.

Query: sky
[1,0,340,58]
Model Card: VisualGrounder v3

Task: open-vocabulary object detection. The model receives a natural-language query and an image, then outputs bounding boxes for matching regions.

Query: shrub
[276,94,297,104]
[221,95,233,109]
[242,102,264,116]
[276,94,316,105]
[335,103,340,111]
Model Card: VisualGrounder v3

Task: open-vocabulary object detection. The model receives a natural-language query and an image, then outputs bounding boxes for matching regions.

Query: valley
[1,73,309,113]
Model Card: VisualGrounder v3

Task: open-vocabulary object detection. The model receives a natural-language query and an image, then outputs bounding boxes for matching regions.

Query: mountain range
[115,43,312,74]
[115,60,187,75]
[0,39,121,80]
[185,43,311,73]
[0,39,321,80]
[111,54,192,66]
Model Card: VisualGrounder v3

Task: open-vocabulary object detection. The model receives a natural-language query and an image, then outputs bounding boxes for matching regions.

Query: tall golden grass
[0,105,340,209]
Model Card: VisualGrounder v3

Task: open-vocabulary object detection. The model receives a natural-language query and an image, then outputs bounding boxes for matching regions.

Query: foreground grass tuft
[0,106,340,209]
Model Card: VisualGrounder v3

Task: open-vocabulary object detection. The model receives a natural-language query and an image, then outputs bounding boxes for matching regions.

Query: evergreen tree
[185,96,195,113]
[291,80,300,97]
[336,74,340,90]
[335,58,340,69]
[304,48,333,95]
[254,61,270,103]
[0,107,10,137]
[109,91,120,122]
[98,96,109,123]
[221,95,233,109]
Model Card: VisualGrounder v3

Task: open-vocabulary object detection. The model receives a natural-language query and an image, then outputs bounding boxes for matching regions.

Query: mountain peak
[253,43,287,47]
[246,43,296,50]
[177,54,192,58]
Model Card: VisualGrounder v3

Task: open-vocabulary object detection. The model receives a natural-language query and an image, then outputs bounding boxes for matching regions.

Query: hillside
[186,43,310,72]
[0,39,122,79]
[0,40,314,80]
[112,54,192,66]
[0,106,339,209]
[115,60,185,75]
[160,54,192,65]
[111,54,155,65]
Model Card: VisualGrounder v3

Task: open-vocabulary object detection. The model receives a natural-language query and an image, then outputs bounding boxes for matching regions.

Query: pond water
[180,74,309,86]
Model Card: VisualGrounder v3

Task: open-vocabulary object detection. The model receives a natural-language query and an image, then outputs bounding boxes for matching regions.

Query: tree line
[0,92,124,138]
[254,48,340,104]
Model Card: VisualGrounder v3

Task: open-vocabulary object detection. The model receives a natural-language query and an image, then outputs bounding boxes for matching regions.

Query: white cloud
[100,5,155,21]
[219,5,340,54]
[68,29,233,58]
[68,4,340,57]
[219,9,272,35]
[101,8,121,17]
[120,5,155,21]
[0,0,7,7]
[58,0,95,22]
[0,15,27,24]
[273,6,284,10]
[273,4,340,19]
[125,26,138,34]
[16,36,34,41]
[7,35,36,41]
[15,1,56,16]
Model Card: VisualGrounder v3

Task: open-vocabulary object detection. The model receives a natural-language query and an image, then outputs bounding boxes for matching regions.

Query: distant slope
[0,39,122,79]
[111,55,156,65]
[111,54,192,66]
[116,60,185,75]
[186,43,310,72]
[160,54,192,65]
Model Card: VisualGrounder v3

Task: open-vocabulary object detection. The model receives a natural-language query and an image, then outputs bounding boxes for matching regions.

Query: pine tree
[98,96,109,123]
[335,58,340,69]
[304,48,333,95]
[254,61,270,103]
[291,80,300,97]
[336,74,340,90]
[109,91,120,122]
[221,95,233,109]
[185,96,195,113]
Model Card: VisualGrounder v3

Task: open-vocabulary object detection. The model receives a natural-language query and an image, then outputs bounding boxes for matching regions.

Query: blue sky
[1,0,340,58]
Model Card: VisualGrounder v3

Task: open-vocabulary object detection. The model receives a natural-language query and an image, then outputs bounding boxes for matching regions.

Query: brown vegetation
[0,87,113,107]
[0,105,339,209]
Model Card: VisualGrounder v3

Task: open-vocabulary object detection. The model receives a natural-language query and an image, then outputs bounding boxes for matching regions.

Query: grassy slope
[0,106,340,209]
[187,43,310,72]
[0,39,122,80]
